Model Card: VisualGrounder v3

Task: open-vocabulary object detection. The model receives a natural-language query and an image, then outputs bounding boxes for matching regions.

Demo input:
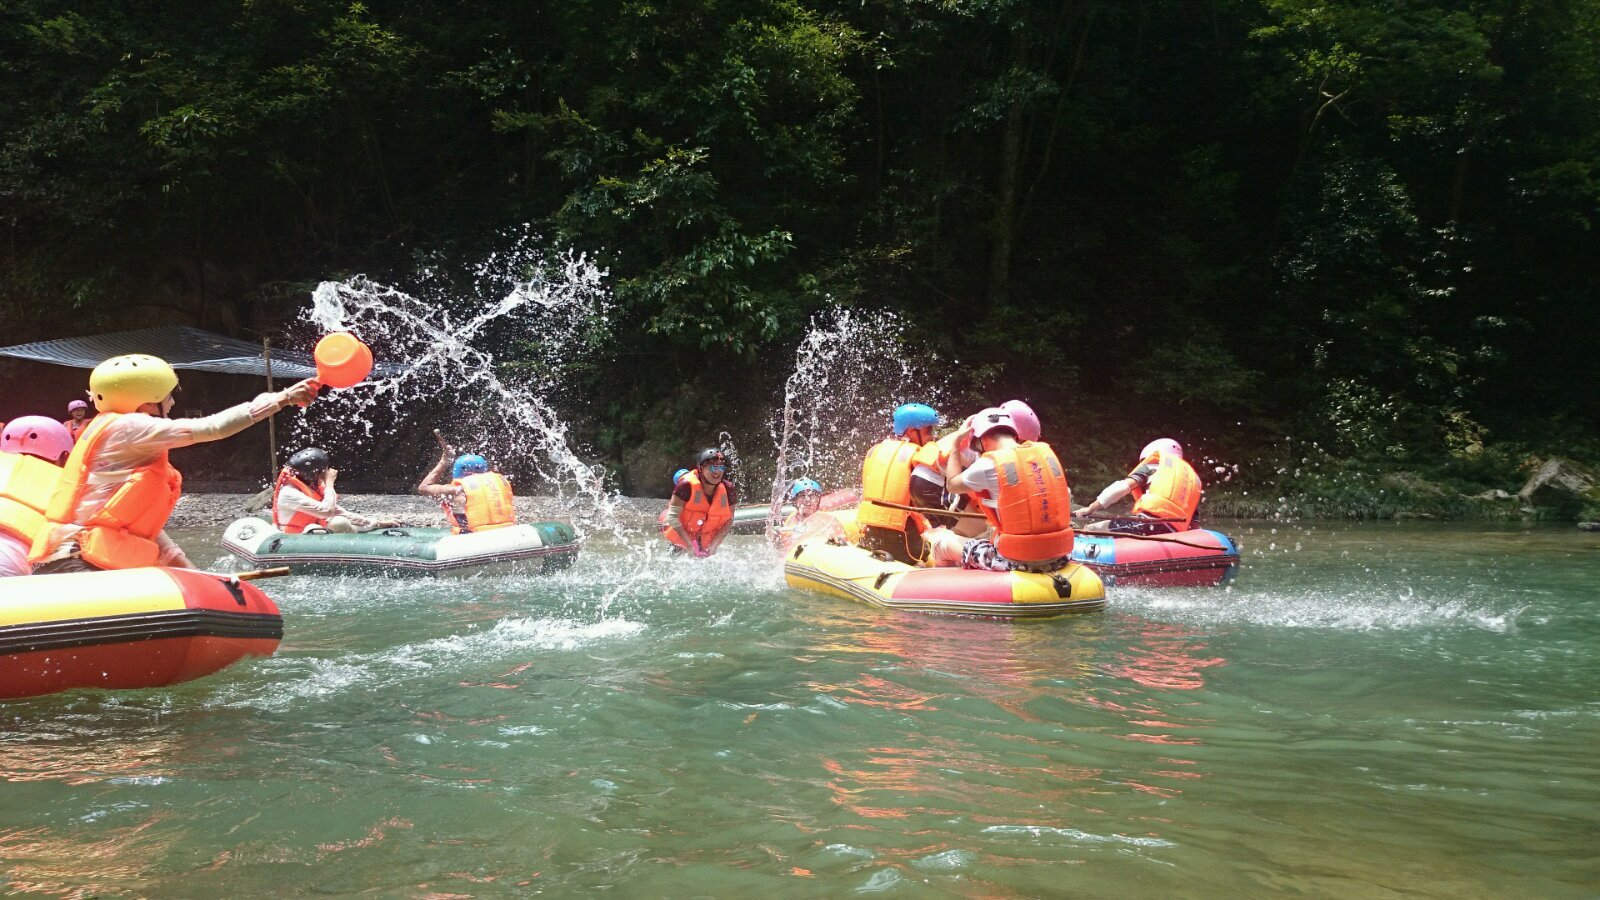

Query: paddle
[870,499,1220,550]
[1074,512,1186,523]
[864,498,988,520]
[233,567,291,581]
[1068,528,1222,551]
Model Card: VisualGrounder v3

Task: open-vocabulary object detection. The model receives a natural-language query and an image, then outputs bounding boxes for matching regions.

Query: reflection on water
[1,523,1597,896]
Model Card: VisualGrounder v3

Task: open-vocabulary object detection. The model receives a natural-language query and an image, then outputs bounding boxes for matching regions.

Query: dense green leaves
[1,0,1596,458]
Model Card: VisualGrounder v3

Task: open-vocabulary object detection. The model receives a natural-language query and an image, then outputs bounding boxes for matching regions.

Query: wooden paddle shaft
[870,496,1216,547]
[234,567,291,581]
[864,498,988,520]
[1075,512,1186,523]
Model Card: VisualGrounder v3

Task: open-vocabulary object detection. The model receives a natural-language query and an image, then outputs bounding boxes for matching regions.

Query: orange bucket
[313,332,374,389]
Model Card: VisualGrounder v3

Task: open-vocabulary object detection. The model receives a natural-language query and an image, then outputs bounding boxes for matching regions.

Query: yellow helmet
[89,354,179,414]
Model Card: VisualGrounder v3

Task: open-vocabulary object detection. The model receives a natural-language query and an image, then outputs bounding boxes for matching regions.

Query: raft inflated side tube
[222,516,581,577]
[0,567,282,700]
[1070,528,1240,587]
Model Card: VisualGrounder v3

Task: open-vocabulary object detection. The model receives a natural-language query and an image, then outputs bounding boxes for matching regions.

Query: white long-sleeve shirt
[35,392,288,564]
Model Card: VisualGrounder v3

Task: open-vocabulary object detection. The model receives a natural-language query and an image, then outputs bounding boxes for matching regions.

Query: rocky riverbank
[168,492,668,529]
[175,454,1600,530]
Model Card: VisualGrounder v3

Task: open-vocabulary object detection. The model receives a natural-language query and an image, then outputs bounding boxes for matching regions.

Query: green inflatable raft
[221,516,580,576]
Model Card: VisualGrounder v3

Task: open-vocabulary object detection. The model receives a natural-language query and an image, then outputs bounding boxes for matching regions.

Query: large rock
[1518,457,1600,517]
[622,442,684,498]
[1379,472,1449,497]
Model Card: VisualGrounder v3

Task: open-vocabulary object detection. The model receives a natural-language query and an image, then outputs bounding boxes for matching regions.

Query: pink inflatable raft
[1070,528,1240,587]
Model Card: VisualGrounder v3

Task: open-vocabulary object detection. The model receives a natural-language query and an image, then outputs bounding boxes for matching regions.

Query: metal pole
[263,337,278,476]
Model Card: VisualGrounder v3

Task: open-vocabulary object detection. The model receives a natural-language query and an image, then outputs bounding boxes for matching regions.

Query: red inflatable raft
[0,567,283,700]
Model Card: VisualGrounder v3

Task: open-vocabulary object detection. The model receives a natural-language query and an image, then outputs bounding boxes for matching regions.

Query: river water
[2,521,1596,897]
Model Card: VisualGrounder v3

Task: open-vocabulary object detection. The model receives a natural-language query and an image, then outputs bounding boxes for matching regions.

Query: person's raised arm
[148,379,319,450]
[417,442,458,498]
[943,418,977,494]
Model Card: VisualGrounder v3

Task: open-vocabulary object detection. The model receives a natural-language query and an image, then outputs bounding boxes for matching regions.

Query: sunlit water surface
[2,522,1596,897]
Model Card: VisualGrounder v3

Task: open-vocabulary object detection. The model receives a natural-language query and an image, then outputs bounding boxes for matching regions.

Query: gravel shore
[169,491,666,529]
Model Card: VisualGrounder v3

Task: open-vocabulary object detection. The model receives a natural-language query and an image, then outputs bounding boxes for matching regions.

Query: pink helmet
[999,399,1040,442]
[67,399,89,413]
[1140,438,1183,461]
[2,416,74,462]
[970,408,1018,442]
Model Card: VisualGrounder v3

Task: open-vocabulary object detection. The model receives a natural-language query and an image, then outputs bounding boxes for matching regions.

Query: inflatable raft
[1071,528,1240,586]
[1,567,282,700]
[728,503,793,534]
[730,489,860,534]
[222,517,580,576]
[784,538,1106,618]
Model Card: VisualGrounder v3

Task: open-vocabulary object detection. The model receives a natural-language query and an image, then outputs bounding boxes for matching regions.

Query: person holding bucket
[31,333,371,574]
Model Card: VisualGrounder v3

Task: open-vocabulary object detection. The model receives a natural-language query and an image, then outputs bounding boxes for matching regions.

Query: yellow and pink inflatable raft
[783,537,1105,619]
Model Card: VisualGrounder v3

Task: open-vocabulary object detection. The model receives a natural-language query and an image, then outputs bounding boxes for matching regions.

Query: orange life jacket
[273,469,329,533]
[445,472,516,534]
[63,418,90,443]
[30,413,183,569]
[983,441,1075,564]
[0,452,62,546]
[857,436,920,531]
[911,432,960,476]
[1131,453,1202,528]
[661,471,733,550]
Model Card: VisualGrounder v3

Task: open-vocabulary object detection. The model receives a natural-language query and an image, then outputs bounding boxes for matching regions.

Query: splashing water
[296,243,621,532]
[767,307,946,514]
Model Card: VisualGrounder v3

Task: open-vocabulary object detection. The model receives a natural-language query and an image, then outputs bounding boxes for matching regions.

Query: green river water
[2,522,1597,897]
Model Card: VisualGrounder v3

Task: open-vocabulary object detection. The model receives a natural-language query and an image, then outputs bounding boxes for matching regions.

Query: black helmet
[286,447,330,480]
[696,447,727,466]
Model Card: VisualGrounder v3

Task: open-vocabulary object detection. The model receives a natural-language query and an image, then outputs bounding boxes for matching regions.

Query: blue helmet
[788,478,823,499]
[452,454,489,480]
[672,467,691,486]
[892,403,938,436]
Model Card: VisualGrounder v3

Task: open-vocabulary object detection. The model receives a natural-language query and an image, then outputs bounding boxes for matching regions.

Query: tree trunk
[988,30,1028,309]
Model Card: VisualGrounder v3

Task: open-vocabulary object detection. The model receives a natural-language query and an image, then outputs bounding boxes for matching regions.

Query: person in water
[0,417,76,577]
[417,441,518,534]
[929,408,1075,573]
[62,399,91,443]
[1074,438,1201,534]
[273,447,378,533]
[30,354,317,574]
[662,448,735,557]
[770,478,825,550]
[858,403,939,565]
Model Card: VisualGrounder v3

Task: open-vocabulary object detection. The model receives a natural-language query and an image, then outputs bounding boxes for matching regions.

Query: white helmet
[1140,438,1183,461]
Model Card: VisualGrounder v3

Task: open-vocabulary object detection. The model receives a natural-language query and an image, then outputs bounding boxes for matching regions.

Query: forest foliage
[3,0,1596,479]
